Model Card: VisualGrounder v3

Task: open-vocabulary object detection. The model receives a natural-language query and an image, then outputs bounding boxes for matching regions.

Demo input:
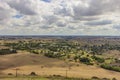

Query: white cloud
[0,0,120,35]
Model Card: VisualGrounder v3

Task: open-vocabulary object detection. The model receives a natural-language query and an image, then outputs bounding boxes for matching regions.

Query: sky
[0,0,120,35]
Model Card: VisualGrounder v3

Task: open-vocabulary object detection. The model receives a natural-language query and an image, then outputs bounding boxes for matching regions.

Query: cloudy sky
[0,0,120,35]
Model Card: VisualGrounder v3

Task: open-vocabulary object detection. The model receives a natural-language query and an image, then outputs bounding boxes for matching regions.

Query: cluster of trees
[91,56,105,63]
[101,64,120,72]
[79,57,93,65]
[0,49,17,55]
[44,52,64,58]
[5,41,120,56]
[74,55,105,65]
[3,40,120,70]
[81,44,120,55]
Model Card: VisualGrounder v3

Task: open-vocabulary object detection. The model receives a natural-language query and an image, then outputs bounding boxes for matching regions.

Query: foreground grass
[0,75,115,80]
[0,76,48,80]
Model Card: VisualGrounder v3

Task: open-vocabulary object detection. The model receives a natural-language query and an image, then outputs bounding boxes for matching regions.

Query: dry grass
[102,50,120,58]
[0,51,120,79]
[0,51,67,69]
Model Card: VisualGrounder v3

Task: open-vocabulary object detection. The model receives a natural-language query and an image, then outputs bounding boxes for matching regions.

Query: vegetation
[79,57,93,65]
[0,49,17,55]
[1,36,120,75]
[3,39,120,67]
[101,64,120,72]
[92,56,105,63]
[30,72,37,76]
[0,75,116,80]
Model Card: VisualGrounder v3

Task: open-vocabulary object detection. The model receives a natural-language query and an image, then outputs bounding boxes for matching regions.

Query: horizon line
[0,35,120,37]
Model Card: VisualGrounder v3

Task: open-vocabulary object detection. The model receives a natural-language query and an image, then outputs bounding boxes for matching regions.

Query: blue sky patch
[41,0,51,3]
[13,15,23,19]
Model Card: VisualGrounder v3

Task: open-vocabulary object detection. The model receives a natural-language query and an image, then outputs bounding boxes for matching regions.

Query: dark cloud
[40,25,53,29]
[85,20,112,26]
[74,16,99,21]
[0,9,10,20]
[56,21,66,27]
[7,0,37,15]
[68,26,77,30]
[55,0,120,22]
[113,24,120,30]
[44,15,58,25]
[0,1,14,21]
[74,0,120,17]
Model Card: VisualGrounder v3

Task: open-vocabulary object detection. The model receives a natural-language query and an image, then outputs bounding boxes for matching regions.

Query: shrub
[0,49,17,55]
[92,56,105,63]
[30,72,37,76]
[8,73,13,75]
[91,76,100,79]
[102,78,110,80]
[112,78,117,80]
[101,64,120,72]
[79,57,93,65]
[44,52,62,58]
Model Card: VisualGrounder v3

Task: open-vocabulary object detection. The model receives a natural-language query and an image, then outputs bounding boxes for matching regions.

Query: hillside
[0,51,67,70]
[0,51,120,80]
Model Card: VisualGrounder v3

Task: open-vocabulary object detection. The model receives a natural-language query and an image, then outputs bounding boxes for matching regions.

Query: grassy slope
[0,51,120,79]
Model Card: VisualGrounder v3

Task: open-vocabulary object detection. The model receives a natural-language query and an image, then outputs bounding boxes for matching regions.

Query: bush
[92,56,105,63]
[30,72,37,76]
[31,50,39,54]
[8,73,13,75]
[112,78,117,80]
[0,49,17,55]
[102,78,110,80]
[101,64,120,72]
[53,74,62,77]
[44,52,62,58]
[91,76,100,79]
[79,57,93,65]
